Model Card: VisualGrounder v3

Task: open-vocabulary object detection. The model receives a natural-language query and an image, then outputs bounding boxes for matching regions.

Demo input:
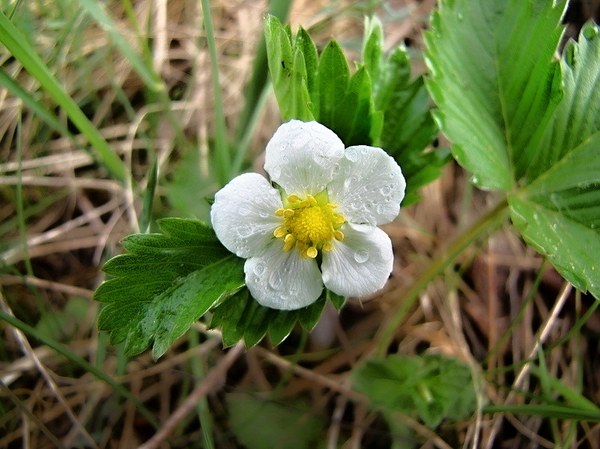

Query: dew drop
[253,262,267,276]
[269,273,283,289]
[380,185,392,196]
[237,223,253,238]
[354,249,370,264]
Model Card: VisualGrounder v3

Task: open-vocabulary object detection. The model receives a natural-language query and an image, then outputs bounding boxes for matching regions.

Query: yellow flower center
[273,191,346,258]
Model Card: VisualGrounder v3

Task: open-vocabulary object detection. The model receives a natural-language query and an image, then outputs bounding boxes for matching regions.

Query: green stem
[376,199,510,355]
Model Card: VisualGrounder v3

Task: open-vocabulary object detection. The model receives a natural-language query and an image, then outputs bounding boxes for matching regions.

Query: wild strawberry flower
[211,120,406,310]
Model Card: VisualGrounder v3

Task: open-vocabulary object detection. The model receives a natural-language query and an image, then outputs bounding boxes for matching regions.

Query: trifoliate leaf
[426,0,600,301]
[95,218,244,358]
[353,354,476,428]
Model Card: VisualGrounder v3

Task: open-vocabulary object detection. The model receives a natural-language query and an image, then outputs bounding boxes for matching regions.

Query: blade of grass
[0,10,127,181]
[529,364,600,413]
[0,309,159,429]
[0,67,71,137]
[232,81,272,174]
[483,404,600,422]
[234,0,293,144]
[199,0,230,186]
[78,0,163,92]
[139,158,158,233]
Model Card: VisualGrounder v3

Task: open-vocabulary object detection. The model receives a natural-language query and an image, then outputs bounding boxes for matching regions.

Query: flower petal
[264,120,345,195]
[327,145,405,225]
[211,173,282,258]
[244,240,323,310]
[321,223,393,298]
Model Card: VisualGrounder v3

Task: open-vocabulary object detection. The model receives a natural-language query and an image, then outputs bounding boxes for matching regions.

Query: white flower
[211,120,406,310]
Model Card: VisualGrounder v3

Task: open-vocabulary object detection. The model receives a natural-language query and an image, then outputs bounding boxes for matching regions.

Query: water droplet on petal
[269,273,283,289]
[379,185,392,196]
[237,224,253,237]
[354,249,370,264]
[253,262,267,276]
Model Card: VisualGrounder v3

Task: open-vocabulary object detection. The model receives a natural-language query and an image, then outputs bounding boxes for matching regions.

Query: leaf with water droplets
[95,218,245,358]
[425,0,565,190]
[509,132,600,299]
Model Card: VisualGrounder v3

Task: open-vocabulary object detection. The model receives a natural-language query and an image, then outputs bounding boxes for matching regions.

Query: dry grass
[0,0,599,448]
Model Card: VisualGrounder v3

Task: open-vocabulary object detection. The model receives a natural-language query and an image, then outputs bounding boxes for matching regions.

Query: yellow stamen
[306,246,318,258]
[273,190,346,259]
[274,226,287,238]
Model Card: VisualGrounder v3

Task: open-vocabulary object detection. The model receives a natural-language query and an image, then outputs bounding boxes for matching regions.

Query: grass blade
[0,10,127,181]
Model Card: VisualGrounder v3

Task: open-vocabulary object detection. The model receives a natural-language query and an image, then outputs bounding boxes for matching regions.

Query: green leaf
[426,1,600,301]
[265,15,314,121]
[295,27,319,101]
[362,16,385,87]
[425,0,565,190]
[143,258,243,358]
[509,136,600,297]
[507,22,600,300]
[314,38,383,147]
[266,15,444,201]
[316,40,350,127]
[363,20,444,205]
[353,354,476,428]
[95,219,243,358]
[539,21,600,178]
[375,49,445,204]
[227,393,324,449]
[211,288,329,347]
